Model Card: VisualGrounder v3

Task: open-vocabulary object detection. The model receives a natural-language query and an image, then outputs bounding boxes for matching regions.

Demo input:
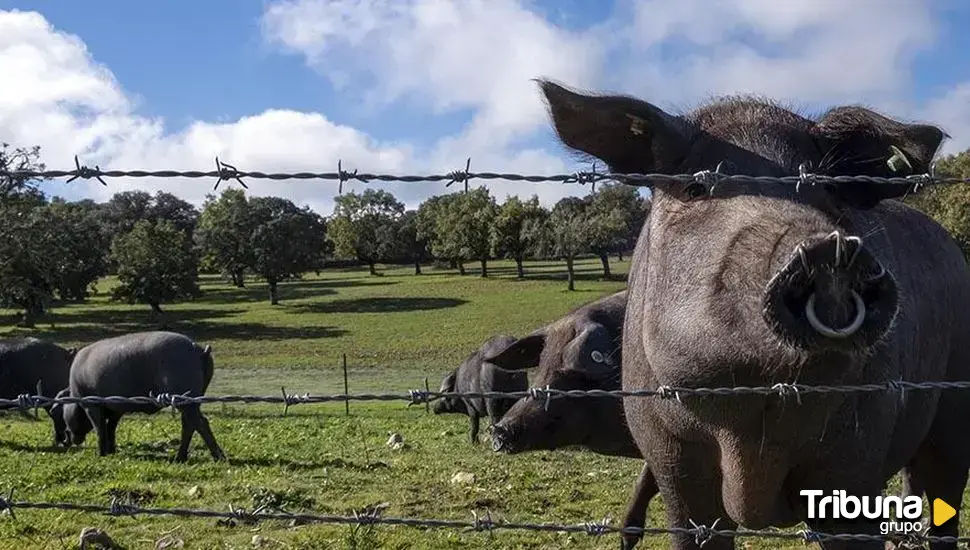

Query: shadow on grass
[523,272,629,284]
[125,441,391,471]
[6,321,348,344]
[0,440,66,453]
[398,262,625,282]
[200,278,400,304]
[175,322,349,342]
[46,307,244,326]
[293,297,468,314]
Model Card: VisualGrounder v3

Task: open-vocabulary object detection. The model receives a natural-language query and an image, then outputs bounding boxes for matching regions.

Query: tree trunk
[449,258,458,269]
[566,257,575,291]
[600,254,612,281]
[269,281,279,305]
[368,262,378,276]
[232,269,245,288]
[480,258,488,278]
[19,307,39,328]
[457,261,466,276]
[414,260,422,275]
[149,302,169,328]
[617,252,624,262]
[515,257,525,279]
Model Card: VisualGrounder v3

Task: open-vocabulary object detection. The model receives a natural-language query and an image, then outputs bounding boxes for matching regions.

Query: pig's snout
[490,422,521,454]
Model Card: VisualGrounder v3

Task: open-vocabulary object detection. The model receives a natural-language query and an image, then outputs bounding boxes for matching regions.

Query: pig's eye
[590,350,605,363]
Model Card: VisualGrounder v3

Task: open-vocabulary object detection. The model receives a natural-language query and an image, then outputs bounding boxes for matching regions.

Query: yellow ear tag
[887,145,912,173]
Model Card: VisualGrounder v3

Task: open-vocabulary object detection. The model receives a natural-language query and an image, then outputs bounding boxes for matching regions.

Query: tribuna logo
[800,490,924,535]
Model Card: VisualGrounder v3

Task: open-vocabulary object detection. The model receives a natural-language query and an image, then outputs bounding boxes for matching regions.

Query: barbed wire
[0,495,964,546]
[1,156,969,192]
[4,379,970,412]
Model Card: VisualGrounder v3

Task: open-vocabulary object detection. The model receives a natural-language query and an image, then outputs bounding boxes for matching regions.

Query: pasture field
[0,258,940,549]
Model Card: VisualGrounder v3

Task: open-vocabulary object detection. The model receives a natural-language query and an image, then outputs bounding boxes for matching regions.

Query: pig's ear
[484,334,546,371]
[538,79,692,176]
[572,323,619,376]
[439,371,457,392]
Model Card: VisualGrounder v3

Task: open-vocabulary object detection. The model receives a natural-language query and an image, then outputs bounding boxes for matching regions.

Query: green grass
[0,257,954,549]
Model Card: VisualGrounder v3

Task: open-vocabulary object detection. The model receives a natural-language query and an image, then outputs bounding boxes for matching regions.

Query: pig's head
[431,370,462,415]
[63,401,92,446]
[50,389,91,447]
[430,335,520,416]
[487,318,629,456]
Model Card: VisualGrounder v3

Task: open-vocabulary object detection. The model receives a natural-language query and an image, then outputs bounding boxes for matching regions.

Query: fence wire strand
[3,379,970,411]
[0,497,965,546]
[2,158,970,191]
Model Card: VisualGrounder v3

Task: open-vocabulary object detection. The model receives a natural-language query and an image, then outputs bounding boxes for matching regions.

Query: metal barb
[797,163,817,194]
[337,159,345,194]
[582,516,611,536]
[406,389,430,408]
[15,393,38,412]
[574,162,598,190]
[0,488,15,519]
[445,158,472,190]
[771,383,802,405]
[688,518,721,547]
[228,503,267,525]
[798,529,821,543]
[469,509,495,534]
[907,171,935,195]
[65,155,107,186]
[213,157,248,190]
[656,385,683,402]
[528,386,553,411]
[108,498,138,518]
[352,506,383,526]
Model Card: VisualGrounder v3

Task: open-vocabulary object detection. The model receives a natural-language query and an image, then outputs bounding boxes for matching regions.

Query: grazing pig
[488,290,634,456]
[431,335,529,444]
[486,290,658,549]
[50,331,225,462]
[536,78,970,549]
[0,337,76,436]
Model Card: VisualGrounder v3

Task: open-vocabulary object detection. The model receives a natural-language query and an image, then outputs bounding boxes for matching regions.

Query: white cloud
[261,0,967,162]
[261,0,606,149]
[920,82,970,156]
[0,9,438,215]
[0,6,593,216]
[620,0,936,106]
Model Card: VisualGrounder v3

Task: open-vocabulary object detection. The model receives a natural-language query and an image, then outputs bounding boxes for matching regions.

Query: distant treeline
[0,144,650,326]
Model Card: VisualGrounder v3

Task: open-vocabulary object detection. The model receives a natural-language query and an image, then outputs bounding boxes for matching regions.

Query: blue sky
[0,0,968,215]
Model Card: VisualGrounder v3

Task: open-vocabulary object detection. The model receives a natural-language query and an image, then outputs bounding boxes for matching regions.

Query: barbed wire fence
[3,154,970,195]
[4,158,970,546]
